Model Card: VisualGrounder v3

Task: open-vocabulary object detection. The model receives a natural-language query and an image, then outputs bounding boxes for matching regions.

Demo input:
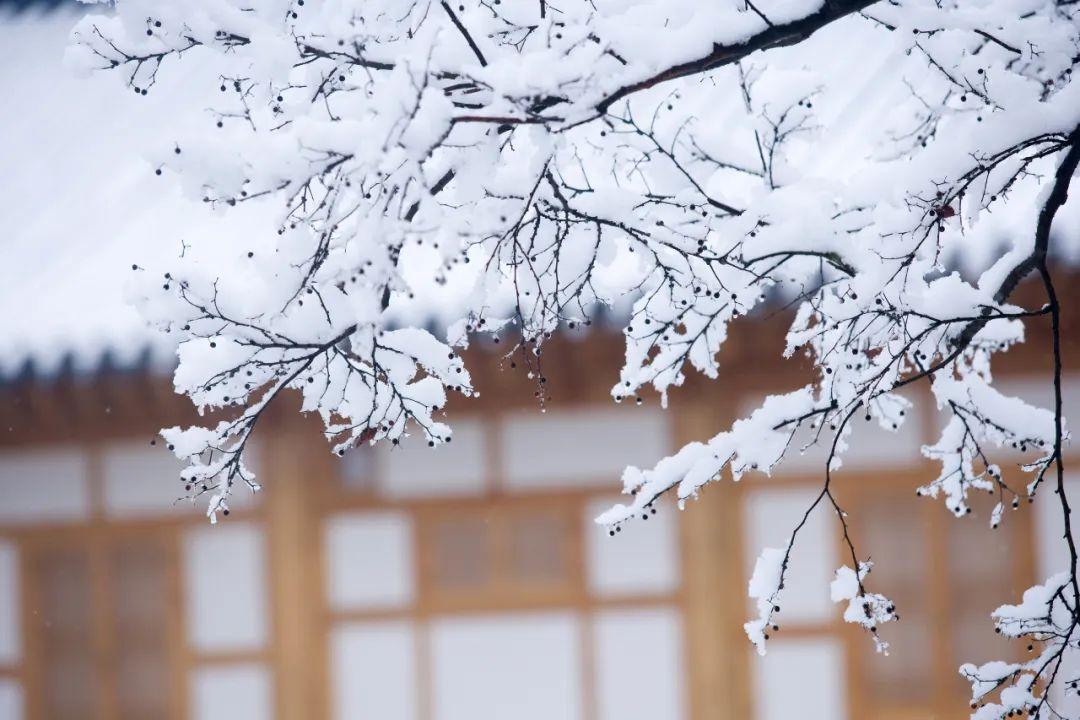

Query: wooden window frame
[311,411,692,720]
[734,465,1037,720]
[0,441,270,720]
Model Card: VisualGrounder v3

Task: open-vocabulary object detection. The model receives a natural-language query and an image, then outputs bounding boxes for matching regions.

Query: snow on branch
[72,0,1080,713]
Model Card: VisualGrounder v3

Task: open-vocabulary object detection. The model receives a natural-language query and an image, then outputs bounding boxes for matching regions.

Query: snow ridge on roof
[2,5,1079,384]
[0,4,478,382]
[0,0,73,13]
[0,6,259,381]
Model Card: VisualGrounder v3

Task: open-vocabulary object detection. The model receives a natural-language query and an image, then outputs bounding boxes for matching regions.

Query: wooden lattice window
[416,501,581,611]
[25,534,178,720]
[35,548,99,720]
[850,483,1030,717]
[856,495,935,707]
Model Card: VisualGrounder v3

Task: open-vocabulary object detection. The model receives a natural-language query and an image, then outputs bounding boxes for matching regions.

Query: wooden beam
[677,401,751,720]
[265,422,322,720]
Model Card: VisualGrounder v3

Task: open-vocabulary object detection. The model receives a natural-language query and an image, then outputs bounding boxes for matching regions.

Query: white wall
[182,523,269,653]
[102,441,188,517]
[0,679,22,720]
[751,638,846,720]
[190,664,272,720]
[332,621,417,720]
[325,512,414,611]
[501,408,668,489]
[594,607,684,720]
[376,420,487,497]
[0,542,18,666]
[430,612,582,720]
[585,498,680,597]
[0,448,89,524]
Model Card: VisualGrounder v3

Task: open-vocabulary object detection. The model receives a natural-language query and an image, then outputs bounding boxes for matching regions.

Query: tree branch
[595,0,879,114]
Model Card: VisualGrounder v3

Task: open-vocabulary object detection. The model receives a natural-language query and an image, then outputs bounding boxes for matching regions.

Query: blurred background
[2,2,1080,719]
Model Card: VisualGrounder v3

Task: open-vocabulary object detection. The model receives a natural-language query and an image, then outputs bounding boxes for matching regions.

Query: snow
[0,7,243,376]
[745,546,786,654]
[6,1,1080,712]
[830,564,895,653]
[960,572,1075,717]
[0,5,476,380]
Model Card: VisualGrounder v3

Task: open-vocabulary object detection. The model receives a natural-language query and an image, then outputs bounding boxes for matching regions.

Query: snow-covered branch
[70,0,1080,713]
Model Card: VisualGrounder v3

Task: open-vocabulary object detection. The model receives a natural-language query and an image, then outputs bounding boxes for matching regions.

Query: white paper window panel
[190,663,272,720]
[375,420,486,497]
[331,621,417,720]
[0,542,18,665]
[1035,474,1080,579]
[0,679,22,720]
[500,408,668,489]
[0,448,89,524]
[102,442,188,517]
[339,446,378,494]
[754,403,924,477]
[325,512,414,611]
[585,497,680,597]
[751,638,846,720]
[430,612,582,720]
[743,487,835,623]
[102,442,259,517]
[593,607,685,720]
[182,523,269,653]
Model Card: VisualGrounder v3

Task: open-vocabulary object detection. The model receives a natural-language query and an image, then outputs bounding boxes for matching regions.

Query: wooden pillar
[678,402,751,720]
[265,423,321,720]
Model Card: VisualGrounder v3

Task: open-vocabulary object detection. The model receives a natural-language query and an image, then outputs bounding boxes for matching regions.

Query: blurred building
[2,309,1077,720]
[1,3,1079,720]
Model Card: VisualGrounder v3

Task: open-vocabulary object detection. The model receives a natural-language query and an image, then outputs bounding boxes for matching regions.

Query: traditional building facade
[2,3,1079,720]
[0,278,1077,720]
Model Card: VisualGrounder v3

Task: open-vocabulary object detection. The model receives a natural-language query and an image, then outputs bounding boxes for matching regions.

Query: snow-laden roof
[0,0,68,12]
[0,3,481,383]
[0,5,222,380]
[2,5,1079,384]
